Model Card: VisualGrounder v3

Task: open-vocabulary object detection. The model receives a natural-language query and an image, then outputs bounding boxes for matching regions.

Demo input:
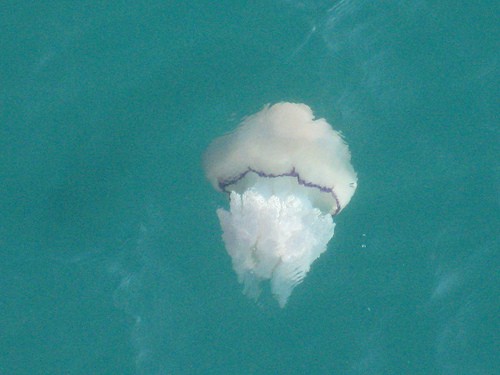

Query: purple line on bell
[218,167,342,215]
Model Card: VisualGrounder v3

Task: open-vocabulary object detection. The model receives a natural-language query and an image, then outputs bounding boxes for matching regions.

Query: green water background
[1,1,498,374]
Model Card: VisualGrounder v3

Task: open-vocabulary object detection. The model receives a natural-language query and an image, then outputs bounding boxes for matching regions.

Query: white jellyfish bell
[204,102,357,307]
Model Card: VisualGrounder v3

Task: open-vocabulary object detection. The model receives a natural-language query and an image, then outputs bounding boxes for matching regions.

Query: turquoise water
[1,1,498,374]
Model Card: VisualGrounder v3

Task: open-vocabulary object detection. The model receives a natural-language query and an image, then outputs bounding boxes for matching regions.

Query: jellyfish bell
[204,102,357,307]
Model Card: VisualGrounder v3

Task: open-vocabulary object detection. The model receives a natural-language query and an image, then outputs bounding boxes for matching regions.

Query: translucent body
[204,102,357,307]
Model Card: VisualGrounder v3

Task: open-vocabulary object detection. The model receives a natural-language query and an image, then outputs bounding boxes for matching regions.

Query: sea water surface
[1,1,498,374]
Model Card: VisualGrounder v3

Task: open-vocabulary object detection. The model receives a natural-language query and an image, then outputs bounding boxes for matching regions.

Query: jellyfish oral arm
[217,190,334,308]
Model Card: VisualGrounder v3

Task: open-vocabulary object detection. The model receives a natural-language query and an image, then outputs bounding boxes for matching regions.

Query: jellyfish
[204,102,357,307]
